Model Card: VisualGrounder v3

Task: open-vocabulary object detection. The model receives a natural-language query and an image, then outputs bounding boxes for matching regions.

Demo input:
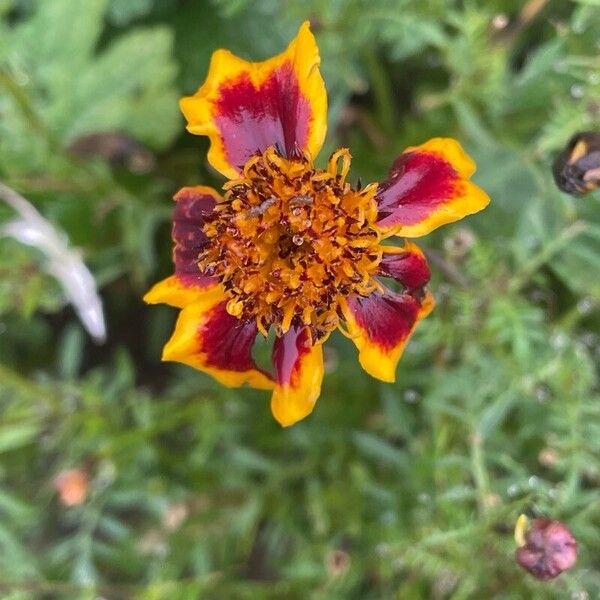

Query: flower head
[145,22,490,426]
[515,515,578,580]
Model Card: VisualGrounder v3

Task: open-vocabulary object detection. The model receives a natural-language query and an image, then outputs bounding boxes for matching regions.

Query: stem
[0,71,58,150]
[560,395,583,507]
[470,431,490,515]
[364,47,396,134]
[508,221,587,293]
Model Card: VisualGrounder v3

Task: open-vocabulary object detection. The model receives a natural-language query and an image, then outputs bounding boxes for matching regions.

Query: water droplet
[553,61,567,74]
[380,510,397,525]
[403,389,420,403]
[492,14,508,30]
[292,234,304,246]
[548,486,560,500]
[530,289,545,303]
[579,332,597,347]
[417,492,431,504]
[570,84,585,99]
[528,476,540,488]
[437,283,451,296]
[535,384,551,403]
[551,333,568,350]
[392,558,405,572]
[426,54,442,67]
[507,484,519,497]
[577,297,594,314]
[588,73,600,85]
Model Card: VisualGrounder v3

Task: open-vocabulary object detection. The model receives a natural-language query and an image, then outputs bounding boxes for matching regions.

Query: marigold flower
[144,22,490,426]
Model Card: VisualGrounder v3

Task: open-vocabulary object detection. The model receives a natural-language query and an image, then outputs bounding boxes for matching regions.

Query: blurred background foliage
[0,0,599,598]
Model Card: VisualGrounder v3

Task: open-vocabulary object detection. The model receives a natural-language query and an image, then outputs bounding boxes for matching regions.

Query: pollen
[199,146,383,339]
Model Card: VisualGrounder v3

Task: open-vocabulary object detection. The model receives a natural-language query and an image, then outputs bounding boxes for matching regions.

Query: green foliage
[1,0,599,598]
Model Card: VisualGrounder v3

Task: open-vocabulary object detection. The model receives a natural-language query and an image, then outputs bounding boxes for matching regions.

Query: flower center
[199,147,383,339]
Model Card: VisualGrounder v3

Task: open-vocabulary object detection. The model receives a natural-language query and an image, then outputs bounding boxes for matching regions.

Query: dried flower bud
[515,515,577,580]
[68,131,155,174]
[552,131,600,196]
[444,227,476,259]
[162,501,189,531]
[53,468,89,507]
[538,447,560,468]
[325,549,351,577]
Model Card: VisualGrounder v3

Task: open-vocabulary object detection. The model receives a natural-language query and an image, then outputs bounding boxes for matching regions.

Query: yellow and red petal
[340,289,434,383]
[379,240,431,291]
[270,325,324,427]
[375,138,490,238]
[162,292,273,390]
[143,274,222,309]
[180,21,327,179]
[378,240,431,291]
[144,186,220,308]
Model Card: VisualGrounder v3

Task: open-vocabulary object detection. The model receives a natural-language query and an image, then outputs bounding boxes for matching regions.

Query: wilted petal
[0,182,106,342]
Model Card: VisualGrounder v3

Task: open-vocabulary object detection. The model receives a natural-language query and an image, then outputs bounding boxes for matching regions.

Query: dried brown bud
[53,468,89,507]
[443,227,476,260]
[325,549,351,577]
[552,131,600,196]
[515,515,577,580]
[538,447,560,468]
[162,501,189,531]
[67,131,155,173]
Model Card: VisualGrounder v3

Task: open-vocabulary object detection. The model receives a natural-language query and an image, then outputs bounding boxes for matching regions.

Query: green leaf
[352,432,408,470]
[66,27,180,148]
[0,423,39,453]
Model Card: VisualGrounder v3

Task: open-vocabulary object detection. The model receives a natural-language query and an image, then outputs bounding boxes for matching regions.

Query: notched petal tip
[404,137,477,178]
[270,326,324,426]
[179,21,327,178]
[161,296,274,390]
[375,137,490,238]
[341,288,432,383]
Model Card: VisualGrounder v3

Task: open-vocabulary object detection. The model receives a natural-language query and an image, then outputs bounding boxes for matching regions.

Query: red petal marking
[272,324,312,386]
[376,151,460,229]
[173,187,217,288]
[348,291,421,352]
[199,300,264,373]
[215,62,311,170]
[379,247,431,291]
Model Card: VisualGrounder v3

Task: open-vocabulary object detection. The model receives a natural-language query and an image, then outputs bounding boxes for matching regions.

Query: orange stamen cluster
[199,146,383,339]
